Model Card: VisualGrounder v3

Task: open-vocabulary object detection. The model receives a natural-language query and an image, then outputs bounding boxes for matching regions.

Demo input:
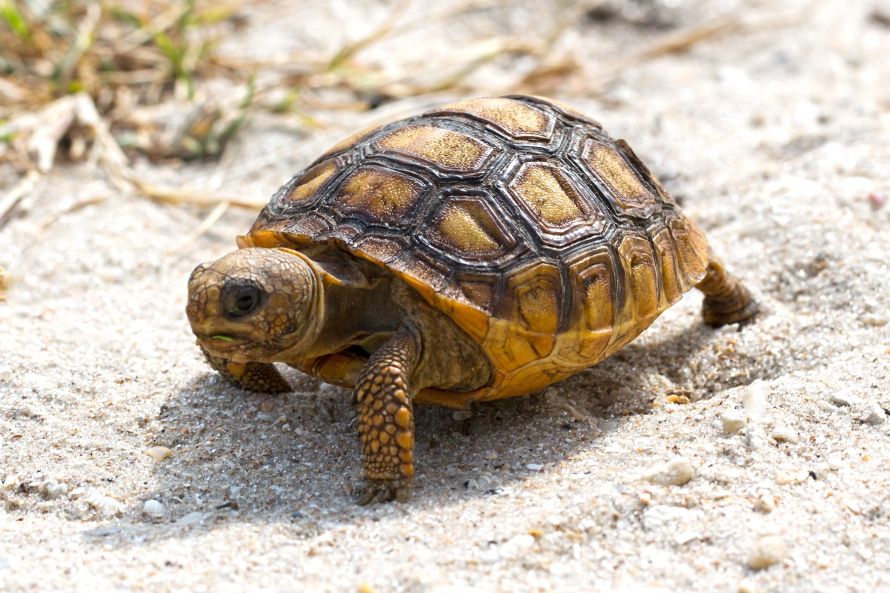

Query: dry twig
[0,170,39,230]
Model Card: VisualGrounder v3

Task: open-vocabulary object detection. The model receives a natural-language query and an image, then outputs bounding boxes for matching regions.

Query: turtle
[186,95,757,504]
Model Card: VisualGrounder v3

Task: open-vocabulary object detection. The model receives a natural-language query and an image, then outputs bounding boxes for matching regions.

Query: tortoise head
[186,248,322,362]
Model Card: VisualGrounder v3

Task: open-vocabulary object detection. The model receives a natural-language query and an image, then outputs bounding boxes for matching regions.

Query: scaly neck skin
[266,249,325,362]
[271,251,400,363]
[297,275,401,361]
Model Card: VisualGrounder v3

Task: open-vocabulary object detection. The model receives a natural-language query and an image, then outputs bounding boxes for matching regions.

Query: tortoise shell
[238,95,711,406]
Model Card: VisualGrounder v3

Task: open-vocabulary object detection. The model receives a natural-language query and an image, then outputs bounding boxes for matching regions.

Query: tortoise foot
[355,478,411,505]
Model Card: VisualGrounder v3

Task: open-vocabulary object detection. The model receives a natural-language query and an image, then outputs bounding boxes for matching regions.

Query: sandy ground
[2,1,890,592]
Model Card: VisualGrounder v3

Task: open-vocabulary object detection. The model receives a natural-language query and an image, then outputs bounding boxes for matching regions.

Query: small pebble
[860,314,888,327]
[720,409,747,434]
[176,511,205,526]
[754,494,777,513]
[747,535,788,569]
[830,392,858,407]
[775,467,808,485]
[643,456,694,486]
[526,463,544,472]
[770,424,798,444]
[146,446,173,461]
[855,401,886,426]
[866,191,887,210]
[452,410,473,422]
[142,499,166,518]
[40,481,68,500]
[500,534,536,557]
[2,475,21,491]
[738,578,758,593]
[85,492,125,519]
[745,425,769,451]
[742,381,768,422]
[827,453,846,471]
[465,474,500,492]
[643,504,695,529]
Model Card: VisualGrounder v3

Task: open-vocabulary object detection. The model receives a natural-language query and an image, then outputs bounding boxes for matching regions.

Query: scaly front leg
[200,346,291,393]
[354,327,420,505]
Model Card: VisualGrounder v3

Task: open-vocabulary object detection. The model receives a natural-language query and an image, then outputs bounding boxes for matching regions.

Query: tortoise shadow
[89,320,727,544]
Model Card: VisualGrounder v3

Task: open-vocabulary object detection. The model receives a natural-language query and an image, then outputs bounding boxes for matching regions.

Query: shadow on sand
[85,320,750,544]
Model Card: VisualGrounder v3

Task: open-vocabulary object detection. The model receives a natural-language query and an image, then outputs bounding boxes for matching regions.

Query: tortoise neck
[269,248,326,359]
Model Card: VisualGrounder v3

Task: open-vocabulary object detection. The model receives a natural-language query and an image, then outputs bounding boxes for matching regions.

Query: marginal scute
[326,221,362,244]
[582,138,658,213]
[651,227,682,308]
[669,217,710,291]
[563,247,615,362]
[396,255,451,303]
[486,262,561,371]
[456,275,497,313]
[430,97,554,140]
[374,124,494,173]
[426,196,515,260]
[351,235,406,264]
[617,235,659,323]
[283,213,332,240]
[333,165,424,223]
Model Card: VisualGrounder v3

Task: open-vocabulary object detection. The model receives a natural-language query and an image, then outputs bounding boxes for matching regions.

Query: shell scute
[282,160,339,206]
[424,193,517,262]
[504,159,608,248]
[579,137,660,217]
[373,123,496,174]
[330,165,426,224]
[427,97,555,141]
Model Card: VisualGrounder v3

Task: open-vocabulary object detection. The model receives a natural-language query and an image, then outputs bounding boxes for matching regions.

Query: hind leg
[696,257,759,327]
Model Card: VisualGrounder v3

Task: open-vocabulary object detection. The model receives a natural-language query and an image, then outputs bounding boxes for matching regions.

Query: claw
[355,479,410,505]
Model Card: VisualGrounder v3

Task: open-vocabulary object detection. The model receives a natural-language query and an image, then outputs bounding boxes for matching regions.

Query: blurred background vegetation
[0,0,800,231]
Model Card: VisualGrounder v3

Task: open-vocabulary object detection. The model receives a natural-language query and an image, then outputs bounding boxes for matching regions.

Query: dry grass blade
[0,170,39,230]
[376,37,539,98]
[168,200,230,253]
[127,176,265,210]
[0,0,241,147]
[635,16,742,60]
[579,8,810,94]
[327,0,413,70]
[516,57,581,95]
[52,2,102,92]
[38,195,110,231]
[635,7,810,61]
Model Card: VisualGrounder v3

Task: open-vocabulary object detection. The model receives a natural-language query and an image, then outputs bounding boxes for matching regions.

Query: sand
[2,1,889,592]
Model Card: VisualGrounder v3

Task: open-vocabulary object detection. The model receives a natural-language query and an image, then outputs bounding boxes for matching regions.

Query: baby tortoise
[186,95,757,504]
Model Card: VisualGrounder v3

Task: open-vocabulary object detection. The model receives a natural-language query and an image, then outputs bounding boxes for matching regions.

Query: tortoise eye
[222,281,263,318]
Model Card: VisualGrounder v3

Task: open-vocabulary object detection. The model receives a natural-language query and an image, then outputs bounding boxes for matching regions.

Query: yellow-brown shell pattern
[242,95,711,404]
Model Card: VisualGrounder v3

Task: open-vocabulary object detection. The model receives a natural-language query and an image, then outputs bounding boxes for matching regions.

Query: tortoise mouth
[195,332,251,355]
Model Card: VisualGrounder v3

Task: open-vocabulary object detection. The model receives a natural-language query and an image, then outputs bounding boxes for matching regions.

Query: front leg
[200,346,291,393]
[354,327,420,505]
